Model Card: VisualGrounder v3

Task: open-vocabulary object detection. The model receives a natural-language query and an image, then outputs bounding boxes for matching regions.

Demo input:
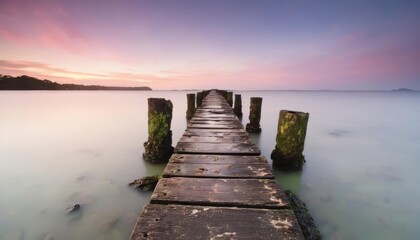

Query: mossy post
[227,91,233,107]
[246,97,262,133]
[234,94,243,118]
[271,110,309,170]
[143,98,174,163]
[186,93,196,120]
[196,91,203,107]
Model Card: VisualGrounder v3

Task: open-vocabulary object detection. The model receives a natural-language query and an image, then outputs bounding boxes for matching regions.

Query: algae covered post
[234,94,243,118]
[246,97,262,133]
[271,110,309,170]
[186,93,196,120]
[143,98,174,163]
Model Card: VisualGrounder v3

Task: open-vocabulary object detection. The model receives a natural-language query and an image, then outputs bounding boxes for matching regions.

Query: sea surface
[1,90,419,240]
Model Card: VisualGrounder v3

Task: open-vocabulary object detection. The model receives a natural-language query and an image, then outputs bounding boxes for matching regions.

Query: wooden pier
[130,90,305,239]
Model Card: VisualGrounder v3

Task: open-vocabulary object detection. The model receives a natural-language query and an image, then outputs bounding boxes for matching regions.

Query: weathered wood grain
[175,142,260,155]
[179,135,252,143]
[169,154,269,164]
[187,123,243,129]
[130,204,304,240]
[151,178,288,208]
[189,120,242,125]
[163,163,274,179]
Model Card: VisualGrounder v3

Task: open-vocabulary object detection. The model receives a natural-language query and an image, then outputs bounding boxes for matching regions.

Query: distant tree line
[0,74,152,90]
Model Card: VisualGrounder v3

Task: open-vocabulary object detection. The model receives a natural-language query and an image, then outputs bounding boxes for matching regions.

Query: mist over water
[1,90,419,239]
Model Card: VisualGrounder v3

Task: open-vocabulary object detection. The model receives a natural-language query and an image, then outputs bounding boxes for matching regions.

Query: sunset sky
[1,0,419,90]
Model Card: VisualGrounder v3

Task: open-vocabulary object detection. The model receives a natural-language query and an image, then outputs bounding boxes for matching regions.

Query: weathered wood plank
[191,117,239,121]
[130,204,304,240]
[175,142,260,155]
[187,123,243,129]
[152,178,288,208]
[189,120,242,125]
[185,128,247,133]
[190,113,233,120]
[195,109,234,114]
[169,154,269,164]
[163,163,274,179]
[179,135,252,143]
[182,131,249,137]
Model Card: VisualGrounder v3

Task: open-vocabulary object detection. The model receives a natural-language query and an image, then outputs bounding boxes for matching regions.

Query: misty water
[1,90,419,240]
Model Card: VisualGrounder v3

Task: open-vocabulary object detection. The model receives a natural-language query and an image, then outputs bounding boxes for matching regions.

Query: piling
[143,98,174,163]
[246,97,262,133]
[271,110,309,170]
[186,93,196,120]
[234,94,243,118]
[227,91,233,107]
[196,91,203,107]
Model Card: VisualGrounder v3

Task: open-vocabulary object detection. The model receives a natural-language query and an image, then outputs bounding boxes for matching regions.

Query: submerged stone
[285,190,321,240]
[66,204,81,214]
[129,175,161,191]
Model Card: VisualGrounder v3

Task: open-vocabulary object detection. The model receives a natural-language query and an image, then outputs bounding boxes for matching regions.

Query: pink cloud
[0,0,92,54]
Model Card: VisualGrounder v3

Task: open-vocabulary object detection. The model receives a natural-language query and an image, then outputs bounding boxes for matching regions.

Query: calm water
[1,90,419,240]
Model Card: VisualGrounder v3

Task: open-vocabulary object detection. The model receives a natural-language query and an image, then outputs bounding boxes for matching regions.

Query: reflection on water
[1,90,420,239]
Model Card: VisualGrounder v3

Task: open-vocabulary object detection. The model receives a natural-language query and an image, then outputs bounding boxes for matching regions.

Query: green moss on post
[227,91,233,107]
[271,110,309,170]
[186,93,196,120]
[196,91,203,107]
[234,94,242,118]
[246,97,262,133]
[143,98,174,163]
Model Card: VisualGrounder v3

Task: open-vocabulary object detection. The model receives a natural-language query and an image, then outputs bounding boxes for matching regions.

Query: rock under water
[129,175,161,191]
[285,190,321,240]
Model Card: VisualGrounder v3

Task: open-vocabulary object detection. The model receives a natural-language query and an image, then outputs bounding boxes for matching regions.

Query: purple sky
[1,0,419,90]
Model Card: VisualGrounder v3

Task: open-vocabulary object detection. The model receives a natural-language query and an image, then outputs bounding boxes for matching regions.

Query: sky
[1,0,419,90]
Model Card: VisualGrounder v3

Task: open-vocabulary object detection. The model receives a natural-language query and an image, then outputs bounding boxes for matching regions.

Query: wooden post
[143,98,174,163]
[196,91,203,107]
[271,110,309,170]
[227,92,233,107]
[234,94,243,118]
[246,97,262,133]
[186,93,196,119]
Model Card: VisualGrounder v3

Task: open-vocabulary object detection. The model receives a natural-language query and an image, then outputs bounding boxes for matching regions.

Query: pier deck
[130,90,304,239]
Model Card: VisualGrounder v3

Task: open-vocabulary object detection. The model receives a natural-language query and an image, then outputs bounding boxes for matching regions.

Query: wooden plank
[195,109,234,114]
[191,114,236,119]
[130,204,304,240]
[169,154,269,164]
[163,163,274,179]
[183,131,248,137]
[179,135,252,143]
[191,117,238,121]
[152,178,287,208]
[187,123,243,129]
[189,120,241,125]
[185,128,247,133]
[175,142,260,155]
[153,178,286,208]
